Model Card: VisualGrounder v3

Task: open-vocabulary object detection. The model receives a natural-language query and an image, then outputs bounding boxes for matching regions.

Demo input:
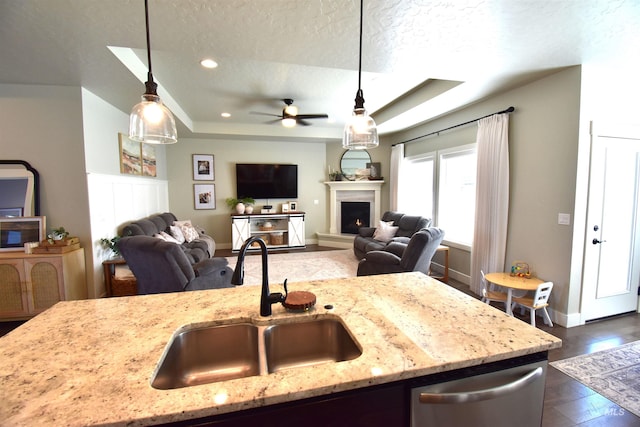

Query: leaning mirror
[340,150,371,180]
[0,161,40,217]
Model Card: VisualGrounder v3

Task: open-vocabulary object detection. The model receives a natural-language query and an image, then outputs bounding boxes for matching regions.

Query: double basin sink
[151,316,362,390]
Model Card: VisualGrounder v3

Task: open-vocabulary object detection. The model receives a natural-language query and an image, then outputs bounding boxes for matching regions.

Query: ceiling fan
[251,98,328,127]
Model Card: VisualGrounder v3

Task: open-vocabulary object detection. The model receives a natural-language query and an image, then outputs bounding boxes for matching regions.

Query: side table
[429,245,449,283]
[102,257,137,297]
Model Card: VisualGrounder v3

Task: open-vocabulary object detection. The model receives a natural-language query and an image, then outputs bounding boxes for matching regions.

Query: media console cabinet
[231,212,305,252]
[0,248,86,320]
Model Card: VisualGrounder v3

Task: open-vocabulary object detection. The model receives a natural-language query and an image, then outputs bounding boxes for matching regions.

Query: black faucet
[231,236,286,316]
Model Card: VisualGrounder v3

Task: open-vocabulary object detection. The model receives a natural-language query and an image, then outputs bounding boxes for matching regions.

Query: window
[437,145,477,246]
[400,154,434,219]
[401,144,477,248]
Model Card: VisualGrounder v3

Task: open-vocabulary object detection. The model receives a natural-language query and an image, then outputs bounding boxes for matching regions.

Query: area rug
[225,249,359,287]
[550,340,640,417]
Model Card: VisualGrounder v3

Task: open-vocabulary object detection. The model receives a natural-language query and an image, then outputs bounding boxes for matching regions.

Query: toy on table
[510,261,532,278]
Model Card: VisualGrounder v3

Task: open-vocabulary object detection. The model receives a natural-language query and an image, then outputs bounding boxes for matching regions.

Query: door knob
[592,238,606,244]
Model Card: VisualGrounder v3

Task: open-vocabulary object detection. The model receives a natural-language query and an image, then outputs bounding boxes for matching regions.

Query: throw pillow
[174,220,199,243]
[161,231,180,244]
[372,220,399,243]
[169,225,186,243]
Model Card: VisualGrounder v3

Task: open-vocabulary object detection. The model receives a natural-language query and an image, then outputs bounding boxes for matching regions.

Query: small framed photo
[366,162,381,178]
[289,201,297,212]
[194,184,216,209]
[192,154,215,181]
[281,203,289,213]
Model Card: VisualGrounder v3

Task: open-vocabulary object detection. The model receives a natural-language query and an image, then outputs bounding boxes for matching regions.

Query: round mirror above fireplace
[340,150,371,180]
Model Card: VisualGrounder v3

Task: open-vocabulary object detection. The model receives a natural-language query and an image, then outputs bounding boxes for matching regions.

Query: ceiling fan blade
[250,111,282,118]
[296,119,311,126]
[264,119,282,125]
[296,114,329,119]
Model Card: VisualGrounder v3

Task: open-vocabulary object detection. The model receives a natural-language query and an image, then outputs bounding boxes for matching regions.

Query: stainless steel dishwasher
[410,360,547,427]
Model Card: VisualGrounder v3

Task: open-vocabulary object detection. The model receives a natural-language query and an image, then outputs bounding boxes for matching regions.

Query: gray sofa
[118,236,233,295]
[353,211,432,259]
[121,212,215,264]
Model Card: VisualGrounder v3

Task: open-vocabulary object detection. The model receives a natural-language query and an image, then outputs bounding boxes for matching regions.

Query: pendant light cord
[143,0,158,95]
[145,0,152,76]
[353,0,365,109]
[358,0,363,92]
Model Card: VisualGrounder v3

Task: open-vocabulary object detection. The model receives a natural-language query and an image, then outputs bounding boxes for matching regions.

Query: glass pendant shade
[343,107,379,150]
[129,93,177,144]
[128,0,177,145]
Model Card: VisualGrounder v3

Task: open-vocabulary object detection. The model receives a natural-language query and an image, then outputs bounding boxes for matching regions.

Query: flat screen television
[236,163,298,200]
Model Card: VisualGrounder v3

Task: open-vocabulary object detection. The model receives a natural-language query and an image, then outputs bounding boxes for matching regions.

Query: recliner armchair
[356,227,444,277]
[118,236,234,295]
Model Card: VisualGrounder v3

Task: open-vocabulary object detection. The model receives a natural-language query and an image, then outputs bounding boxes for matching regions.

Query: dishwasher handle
[418,367,543,405]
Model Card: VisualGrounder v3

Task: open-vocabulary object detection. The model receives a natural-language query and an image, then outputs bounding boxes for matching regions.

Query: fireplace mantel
[324,180,384,235]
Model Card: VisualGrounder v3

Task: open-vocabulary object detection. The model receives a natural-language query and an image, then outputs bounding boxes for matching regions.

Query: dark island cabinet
[168,381,407,427]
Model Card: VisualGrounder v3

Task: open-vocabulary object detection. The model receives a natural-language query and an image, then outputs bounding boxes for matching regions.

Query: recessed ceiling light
[200,58,218,69]
[221,112,231,118]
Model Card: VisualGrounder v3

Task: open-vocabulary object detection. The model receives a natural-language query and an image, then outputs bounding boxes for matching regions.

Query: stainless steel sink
[151,323,260,390]
[264,318,362,373]
[151,317,361,389]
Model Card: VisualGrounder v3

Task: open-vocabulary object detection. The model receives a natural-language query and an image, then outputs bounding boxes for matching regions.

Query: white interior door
[582,122,640,321]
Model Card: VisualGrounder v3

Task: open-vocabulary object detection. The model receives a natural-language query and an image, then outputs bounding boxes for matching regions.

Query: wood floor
[2,245,639,426]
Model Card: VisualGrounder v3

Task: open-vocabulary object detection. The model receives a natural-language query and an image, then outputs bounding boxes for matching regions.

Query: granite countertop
[0,272,561,426]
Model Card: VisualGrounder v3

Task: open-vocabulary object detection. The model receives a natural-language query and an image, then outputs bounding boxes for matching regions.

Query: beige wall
[165,138,329,248]
[387,67,582,325]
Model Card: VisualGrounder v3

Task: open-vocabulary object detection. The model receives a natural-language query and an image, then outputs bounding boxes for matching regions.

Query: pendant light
[129,0,177,144]
[342,0,378,150]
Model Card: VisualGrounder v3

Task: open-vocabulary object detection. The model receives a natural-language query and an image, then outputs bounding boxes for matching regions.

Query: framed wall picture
[141,143,157,177]
[289,201,297,212]
[193,154,214,181]
[366,162,381,179]
[119,133,142,175]
[194,184,216,209]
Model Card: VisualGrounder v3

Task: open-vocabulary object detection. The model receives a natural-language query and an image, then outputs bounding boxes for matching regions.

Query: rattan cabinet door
[24,257,64,313]
[0,259,29,318]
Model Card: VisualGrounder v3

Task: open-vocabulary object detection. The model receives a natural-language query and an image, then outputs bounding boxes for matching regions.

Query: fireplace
[323,181,384,236]
[341,202,370,234]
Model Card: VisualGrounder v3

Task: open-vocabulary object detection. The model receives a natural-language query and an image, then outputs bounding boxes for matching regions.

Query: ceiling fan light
[343,108,379,150]
[282,117,297,128]
[130,93,177,144]
[284,105,298,116]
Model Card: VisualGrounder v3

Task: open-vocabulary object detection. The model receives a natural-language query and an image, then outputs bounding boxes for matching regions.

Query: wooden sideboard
[0,248,86,320]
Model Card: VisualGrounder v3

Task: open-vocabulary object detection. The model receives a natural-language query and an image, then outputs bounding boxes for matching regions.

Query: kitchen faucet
[231,236,286,316]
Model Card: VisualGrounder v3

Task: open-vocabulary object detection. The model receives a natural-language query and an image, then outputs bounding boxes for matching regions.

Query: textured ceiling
[1,0,639,142]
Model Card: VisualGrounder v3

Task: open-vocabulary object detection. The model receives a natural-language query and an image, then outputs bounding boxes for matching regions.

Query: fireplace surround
[324,181,384,235]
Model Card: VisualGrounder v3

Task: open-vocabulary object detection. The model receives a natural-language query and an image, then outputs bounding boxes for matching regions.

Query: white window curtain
[470,114,510,295]
[390,144,404,211]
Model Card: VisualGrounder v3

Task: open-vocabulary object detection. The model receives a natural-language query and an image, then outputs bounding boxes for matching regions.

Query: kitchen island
[0,272,561,426]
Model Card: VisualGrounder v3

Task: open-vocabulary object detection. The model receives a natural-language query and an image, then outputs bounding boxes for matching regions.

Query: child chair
[511,282,554,327]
